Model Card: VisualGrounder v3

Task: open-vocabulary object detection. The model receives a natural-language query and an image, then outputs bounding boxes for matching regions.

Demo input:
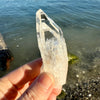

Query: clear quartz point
[36,9,68,87]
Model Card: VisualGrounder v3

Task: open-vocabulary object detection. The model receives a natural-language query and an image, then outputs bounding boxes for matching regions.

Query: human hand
[0,58,61,100]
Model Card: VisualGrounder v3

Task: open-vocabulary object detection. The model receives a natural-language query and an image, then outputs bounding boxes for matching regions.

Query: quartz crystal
[36,9,68,87]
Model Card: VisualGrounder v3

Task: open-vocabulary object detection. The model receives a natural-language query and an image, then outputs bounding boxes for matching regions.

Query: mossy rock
[68,53,79,65]
[57,89,67,100]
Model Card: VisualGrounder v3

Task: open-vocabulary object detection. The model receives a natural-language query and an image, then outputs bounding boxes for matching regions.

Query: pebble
[16,45,19,48]
[82,71,85,74]
[19,37,23,40]
[76,74,79,78]
[88,94,92,97]
[76,83,78,86]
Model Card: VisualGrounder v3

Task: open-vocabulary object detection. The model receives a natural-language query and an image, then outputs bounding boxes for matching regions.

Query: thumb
[18,73,54,100]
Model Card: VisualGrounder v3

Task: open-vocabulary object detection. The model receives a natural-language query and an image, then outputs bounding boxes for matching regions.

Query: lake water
[0,0,100,95]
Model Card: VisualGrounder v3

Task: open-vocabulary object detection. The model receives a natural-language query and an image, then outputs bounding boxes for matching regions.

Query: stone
[36,9,68,88]
[68,53,79,64]
[0,33,7,50]
[0,33,13,71]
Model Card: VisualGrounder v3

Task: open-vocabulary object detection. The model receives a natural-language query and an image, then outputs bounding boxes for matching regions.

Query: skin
[0,58,61,100]
[6,57,14,70]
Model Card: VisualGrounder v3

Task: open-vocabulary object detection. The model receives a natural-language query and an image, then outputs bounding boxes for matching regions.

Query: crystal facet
[36,9,68,87]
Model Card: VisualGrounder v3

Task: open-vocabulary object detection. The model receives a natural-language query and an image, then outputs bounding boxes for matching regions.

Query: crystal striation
[36,9,68,88]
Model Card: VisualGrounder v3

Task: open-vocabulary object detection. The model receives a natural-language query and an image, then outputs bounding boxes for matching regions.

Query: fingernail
[38,73,54,90]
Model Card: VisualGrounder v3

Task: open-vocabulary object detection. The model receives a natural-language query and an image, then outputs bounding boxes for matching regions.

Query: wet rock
[68,53,79,65]
[0,33,13,71]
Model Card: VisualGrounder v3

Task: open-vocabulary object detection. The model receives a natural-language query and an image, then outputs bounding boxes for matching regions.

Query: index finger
[4,58,42,89]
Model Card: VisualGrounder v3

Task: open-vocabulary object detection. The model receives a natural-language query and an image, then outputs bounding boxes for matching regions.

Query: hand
[0,58,61,100]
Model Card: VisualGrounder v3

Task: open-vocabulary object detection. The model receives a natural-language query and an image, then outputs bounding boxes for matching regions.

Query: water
[0,0,100,91]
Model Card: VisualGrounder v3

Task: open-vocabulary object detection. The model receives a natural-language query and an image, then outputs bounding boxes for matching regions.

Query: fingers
[48,87,62,100]
[4,58,42,89]
[18,73,54,100]
[48,93,56,100]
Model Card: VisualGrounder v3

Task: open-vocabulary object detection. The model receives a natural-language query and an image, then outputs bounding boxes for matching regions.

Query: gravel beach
[57,76,100,100]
